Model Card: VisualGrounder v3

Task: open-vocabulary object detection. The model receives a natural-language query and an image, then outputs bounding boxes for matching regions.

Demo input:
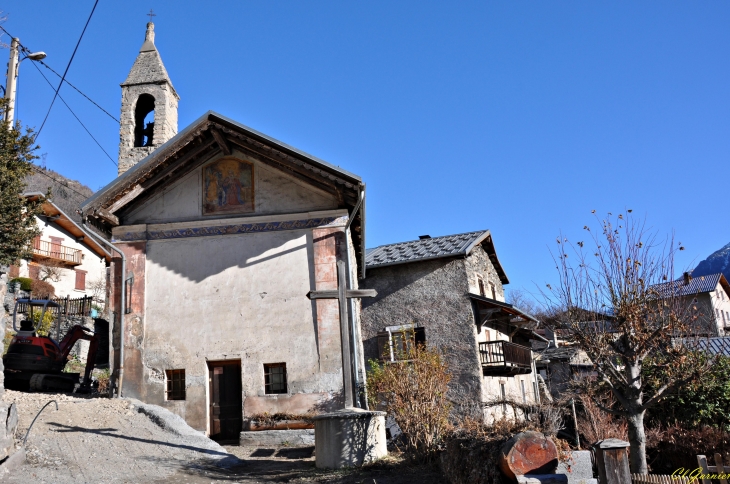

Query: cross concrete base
[313,408,387,469]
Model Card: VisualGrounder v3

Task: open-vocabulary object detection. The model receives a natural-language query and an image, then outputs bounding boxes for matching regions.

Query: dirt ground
[2,390,446,484]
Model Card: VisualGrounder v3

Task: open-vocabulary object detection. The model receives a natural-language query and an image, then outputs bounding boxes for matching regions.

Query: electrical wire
[27,59,117,167]
[29,165,93,201]
[35,0,100,140]
[35,59,118,123]
[0,25,119,125]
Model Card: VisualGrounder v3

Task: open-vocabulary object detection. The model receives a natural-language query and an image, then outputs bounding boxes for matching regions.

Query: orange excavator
[3,299,100,393]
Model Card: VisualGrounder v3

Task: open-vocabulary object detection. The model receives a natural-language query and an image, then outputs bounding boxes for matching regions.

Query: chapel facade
[83,23,367,441]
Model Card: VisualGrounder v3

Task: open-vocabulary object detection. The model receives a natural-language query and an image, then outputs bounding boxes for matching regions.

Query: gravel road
[2,390,445,483]
[3,390,232,483]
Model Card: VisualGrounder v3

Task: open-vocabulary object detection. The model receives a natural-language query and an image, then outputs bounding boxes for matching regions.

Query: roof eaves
[82,111,364,214]
[25,192,111,260]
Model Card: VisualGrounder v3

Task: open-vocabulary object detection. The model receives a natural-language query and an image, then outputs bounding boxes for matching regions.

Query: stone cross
[307,259,376,408]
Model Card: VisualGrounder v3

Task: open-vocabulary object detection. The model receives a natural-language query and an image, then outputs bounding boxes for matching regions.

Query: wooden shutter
[8,265,19,278]
[32,236,41,250]
[28,264,40,280]
[75,270,86,290]
[377,331,390,361]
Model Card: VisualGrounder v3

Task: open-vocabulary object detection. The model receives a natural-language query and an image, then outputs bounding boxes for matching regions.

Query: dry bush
[367,338,452,462]
[576,394,628,445]
[646,423,730,473]
[29,279,55,299]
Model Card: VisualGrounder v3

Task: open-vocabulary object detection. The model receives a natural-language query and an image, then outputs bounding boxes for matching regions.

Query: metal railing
[479,340,532,369]
[32,239,82,265]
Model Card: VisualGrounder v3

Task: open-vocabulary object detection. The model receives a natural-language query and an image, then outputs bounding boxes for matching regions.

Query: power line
[35,0,100,140]
[1,27,119,124]
[27,59,117,166]
[35,59,118,123]
[29,165,93,201]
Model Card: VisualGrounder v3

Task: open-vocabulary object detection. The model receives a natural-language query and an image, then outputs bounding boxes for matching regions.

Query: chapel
[82,22,367,442]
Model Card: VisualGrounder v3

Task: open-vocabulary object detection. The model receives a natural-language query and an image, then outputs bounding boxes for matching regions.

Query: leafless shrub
[481,397,566,437]
[576,393,628,445]
[367,335,452,462]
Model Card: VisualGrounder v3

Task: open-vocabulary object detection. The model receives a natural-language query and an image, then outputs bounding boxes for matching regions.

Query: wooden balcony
[479,341,533,376]
[32,239,82,266]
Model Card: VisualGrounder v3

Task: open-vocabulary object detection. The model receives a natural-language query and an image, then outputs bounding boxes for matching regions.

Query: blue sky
[4,1,730,302]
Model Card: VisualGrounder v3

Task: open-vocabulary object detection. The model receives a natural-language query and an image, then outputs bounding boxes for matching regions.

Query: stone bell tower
[118,22,179,175]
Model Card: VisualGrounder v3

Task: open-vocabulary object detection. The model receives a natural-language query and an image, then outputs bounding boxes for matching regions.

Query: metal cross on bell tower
[147,9,156,22]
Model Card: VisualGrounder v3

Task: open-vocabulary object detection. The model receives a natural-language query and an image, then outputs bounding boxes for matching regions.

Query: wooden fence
[632,474,690,484]
[16,295,93,317]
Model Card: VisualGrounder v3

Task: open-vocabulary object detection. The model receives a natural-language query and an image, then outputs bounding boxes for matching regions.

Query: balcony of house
[32,239,82,266]
[479,340,532,376]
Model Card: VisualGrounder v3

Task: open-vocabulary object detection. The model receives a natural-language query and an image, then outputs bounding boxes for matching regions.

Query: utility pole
[3,38,46,126]
[4,38,19,125]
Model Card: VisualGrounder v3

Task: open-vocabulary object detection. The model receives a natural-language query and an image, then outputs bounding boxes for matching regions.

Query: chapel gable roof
[365,230,509,284]
[80,111,366,275]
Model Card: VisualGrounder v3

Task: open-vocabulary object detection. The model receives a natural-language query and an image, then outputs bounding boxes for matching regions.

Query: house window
[29,263,40,280]
[32,236,41,250]
[723,311,727,327]
[166,369,186,400]
[264,363,287,394]
[478,277,485,297]
[489,282,496,300]
[377,326,426,362]
[75,270,87,290]
[521,380,527,403]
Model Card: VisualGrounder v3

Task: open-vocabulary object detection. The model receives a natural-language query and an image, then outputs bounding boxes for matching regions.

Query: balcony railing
[32,239,82,266]
[479,340,533,376]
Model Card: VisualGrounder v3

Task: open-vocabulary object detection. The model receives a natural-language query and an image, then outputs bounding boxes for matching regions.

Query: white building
[10,193,111,301]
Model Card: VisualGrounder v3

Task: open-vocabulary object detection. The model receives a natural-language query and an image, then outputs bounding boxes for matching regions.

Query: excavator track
[29,373,78,393]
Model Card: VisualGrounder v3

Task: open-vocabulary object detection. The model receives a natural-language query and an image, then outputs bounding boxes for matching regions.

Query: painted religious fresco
[203,158,254,215]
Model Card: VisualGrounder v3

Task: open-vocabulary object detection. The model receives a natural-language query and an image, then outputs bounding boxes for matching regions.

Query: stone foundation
[239,429,315,447]
[313,408,387,469]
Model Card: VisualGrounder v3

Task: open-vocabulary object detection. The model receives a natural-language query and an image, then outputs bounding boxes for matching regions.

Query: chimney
[419,235,431,240]
[683,272,692,285]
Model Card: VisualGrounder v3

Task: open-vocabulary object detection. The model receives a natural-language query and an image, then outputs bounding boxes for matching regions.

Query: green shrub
[9,277,32,291]
[30,309,55,337]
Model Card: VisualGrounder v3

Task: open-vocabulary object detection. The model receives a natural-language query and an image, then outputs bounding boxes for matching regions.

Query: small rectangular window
[478,277,485,297]
[377,327,426,362]
[489,282,496,300]
[166,369,186,400]
[264,363,287,394]
[75,270,87,290]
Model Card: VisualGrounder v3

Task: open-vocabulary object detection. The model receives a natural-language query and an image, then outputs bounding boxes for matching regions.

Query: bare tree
[38,261,65,282]
[544,211,710,473]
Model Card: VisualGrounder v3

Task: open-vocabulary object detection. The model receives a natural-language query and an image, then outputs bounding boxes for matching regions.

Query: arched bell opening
[133,94,156,147]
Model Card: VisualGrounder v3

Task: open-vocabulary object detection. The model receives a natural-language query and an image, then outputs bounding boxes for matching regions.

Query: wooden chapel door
[208,360,242,443]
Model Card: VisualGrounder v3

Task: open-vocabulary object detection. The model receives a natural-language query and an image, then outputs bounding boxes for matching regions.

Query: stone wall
[0,268,19,461]
[360,257,484,415]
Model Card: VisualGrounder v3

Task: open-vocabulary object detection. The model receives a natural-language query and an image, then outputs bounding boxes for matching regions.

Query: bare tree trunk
[627,410,647,474]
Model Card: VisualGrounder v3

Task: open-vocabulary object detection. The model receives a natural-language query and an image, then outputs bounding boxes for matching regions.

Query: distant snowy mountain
[693,242,730,280]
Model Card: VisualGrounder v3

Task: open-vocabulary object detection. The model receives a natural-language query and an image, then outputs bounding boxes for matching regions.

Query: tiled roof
[366,231,485,268]
[652,273,723,297]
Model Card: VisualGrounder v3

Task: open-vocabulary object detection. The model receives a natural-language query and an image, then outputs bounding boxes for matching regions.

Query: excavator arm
[58,325,100,392]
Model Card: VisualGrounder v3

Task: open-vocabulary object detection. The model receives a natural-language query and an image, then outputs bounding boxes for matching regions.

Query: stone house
[9,193,110,302]
[80,22,368,442]
[359,231,544,420]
